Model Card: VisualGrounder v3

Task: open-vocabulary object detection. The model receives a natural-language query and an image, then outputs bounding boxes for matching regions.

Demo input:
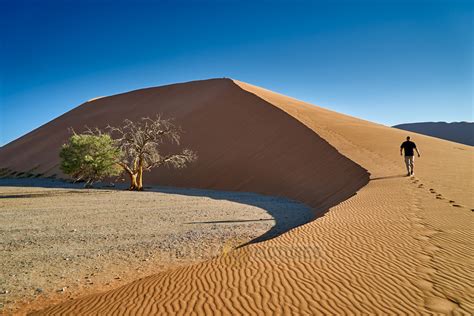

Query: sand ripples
[36,176,473,315]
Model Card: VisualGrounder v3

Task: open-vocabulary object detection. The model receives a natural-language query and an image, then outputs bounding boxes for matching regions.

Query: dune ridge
[393,121,474,146]
[1,79,472,314]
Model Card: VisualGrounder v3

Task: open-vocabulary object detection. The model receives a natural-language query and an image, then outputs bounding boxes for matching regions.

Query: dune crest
[234,80,473,208]
[1,79,472,314]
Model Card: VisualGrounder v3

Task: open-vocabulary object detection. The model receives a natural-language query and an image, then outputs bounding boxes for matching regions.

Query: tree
[59,132,122,187]
[108,116,197,191]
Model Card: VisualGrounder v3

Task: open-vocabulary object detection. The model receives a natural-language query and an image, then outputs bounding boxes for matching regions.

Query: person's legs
[409,156,415,175]
[404,156,411,176]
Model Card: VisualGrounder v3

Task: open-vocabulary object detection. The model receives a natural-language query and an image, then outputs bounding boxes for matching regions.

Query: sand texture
[0,79,472,314]
[0,179,311,314]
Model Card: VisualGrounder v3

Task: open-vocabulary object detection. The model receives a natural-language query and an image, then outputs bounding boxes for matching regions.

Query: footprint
[447,200,463,207]
[414,235,430,241]
[425,297,458,314]
[415,253,432,261]
[418,229,438,237]
[423,244,442,252]
[416,266,437,275]
[412,279,433,291]
[436,196,445,200]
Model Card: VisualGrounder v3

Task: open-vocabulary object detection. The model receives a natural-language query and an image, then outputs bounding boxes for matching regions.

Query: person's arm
[400,145,403,156]
[415,147,421,157]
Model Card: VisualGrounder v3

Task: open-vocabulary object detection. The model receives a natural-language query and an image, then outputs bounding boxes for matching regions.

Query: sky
[0,0,472,146]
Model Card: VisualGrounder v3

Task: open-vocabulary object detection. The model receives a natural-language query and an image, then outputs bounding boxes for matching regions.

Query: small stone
[35,288,43,293]
[0,290,8,294]
[57,287,66,293]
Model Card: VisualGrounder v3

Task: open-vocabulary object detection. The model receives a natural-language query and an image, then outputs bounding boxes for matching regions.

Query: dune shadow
[186,219,274,224]
[0,177,315,245]
[148,186,315,244]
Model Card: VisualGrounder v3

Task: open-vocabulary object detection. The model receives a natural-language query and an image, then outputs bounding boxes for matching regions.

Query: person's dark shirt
[401,141,417,156]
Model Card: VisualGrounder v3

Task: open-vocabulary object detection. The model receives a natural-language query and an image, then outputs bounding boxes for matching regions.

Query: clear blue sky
[1,0,472,146]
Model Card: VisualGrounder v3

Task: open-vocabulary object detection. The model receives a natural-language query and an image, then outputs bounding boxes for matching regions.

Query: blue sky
[1,0,472,146]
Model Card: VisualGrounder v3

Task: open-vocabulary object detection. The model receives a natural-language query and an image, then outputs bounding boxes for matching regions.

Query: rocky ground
[0,178,312,315]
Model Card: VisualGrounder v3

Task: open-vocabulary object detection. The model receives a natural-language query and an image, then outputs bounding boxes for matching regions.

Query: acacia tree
[59,131,122,187]
[108,116,197,191]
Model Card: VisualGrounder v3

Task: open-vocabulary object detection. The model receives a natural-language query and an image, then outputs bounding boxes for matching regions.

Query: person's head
[406,136,411,141]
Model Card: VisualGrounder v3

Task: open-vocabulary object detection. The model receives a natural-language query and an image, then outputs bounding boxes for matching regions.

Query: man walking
[400,136,421,176]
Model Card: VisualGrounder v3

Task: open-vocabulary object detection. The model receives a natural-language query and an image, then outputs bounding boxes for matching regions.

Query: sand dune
[393,122,474,146]
[0,79,367,210]
[1,79,472,314]
[235,80,473,208]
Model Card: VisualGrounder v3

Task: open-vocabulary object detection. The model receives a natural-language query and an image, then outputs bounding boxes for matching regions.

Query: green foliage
[59,133,122,186]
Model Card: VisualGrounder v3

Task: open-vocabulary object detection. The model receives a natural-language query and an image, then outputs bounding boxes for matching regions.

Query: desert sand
[0,78,472,314]
[0,179,311,314]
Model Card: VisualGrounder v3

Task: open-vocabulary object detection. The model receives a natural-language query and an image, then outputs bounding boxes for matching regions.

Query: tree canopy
[59,132,122,187]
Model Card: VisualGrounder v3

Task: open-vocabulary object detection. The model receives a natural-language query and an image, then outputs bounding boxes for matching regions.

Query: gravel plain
[0,178,312,314]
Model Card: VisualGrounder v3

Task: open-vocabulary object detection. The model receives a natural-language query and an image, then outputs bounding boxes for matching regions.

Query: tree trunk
[137,161,144,191]
[84,180,93,188]
[129,172,138,190]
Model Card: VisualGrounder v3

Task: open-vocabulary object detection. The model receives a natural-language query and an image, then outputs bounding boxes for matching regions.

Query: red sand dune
[1,79,472,314]
[0,79,368,209]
